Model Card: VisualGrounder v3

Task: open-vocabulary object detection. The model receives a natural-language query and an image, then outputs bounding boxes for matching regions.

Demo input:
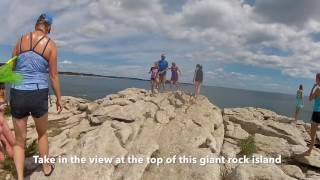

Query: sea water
[59,75,313,122]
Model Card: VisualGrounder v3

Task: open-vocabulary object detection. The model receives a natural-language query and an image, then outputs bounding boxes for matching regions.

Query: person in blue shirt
[11,13,63,179]
[303,73,320,156]
[158,54,169,92]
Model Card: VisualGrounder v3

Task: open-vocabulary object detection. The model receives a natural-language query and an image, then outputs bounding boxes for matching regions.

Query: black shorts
[10,88,49,119]
[159,71,166,78]
[311,111,320,123]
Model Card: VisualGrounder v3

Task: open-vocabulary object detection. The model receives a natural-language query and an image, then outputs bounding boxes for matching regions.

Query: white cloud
[1,0,320,93]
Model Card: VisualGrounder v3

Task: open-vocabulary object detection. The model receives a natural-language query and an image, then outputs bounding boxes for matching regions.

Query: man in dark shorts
[11,13,63,179]
[158,54,169,92]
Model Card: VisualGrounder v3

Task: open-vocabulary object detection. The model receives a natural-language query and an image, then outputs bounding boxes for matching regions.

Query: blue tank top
[12,33,50,90]
[314,96,320,112]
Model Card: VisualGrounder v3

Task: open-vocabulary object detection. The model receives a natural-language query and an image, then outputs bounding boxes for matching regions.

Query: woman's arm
[48,42,63,113]
[309,84,318,101]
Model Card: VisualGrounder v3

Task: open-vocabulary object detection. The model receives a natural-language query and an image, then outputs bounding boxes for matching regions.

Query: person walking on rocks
[11,13,63,179]
[303,73,320,156]
[293,84,304,123]
[169,62,181,91]
[193,64,203,99]
[149,62,159,93]
[158,54,169,92]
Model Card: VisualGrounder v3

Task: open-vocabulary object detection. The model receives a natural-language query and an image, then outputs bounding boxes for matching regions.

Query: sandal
[44,164,55,176]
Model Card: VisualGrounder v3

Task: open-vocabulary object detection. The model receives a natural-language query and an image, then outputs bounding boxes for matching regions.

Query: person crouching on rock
[293,84,304,123]
[149,62,159,93]
[193,64,203,99]
[11,13,63,179]
[169,62,181,91]
[0,82,15,162]
[303,73,320,156]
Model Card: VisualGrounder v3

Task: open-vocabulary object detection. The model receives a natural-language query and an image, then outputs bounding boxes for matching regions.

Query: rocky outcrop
[24,89,224,180]
[1,89,320,180]
[222,107,320,179]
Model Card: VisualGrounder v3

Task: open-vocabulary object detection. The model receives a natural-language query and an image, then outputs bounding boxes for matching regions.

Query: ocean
[59,75,313,123]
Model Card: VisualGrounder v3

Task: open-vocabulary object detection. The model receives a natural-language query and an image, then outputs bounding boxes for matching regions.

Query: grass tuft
[239,135,257,156]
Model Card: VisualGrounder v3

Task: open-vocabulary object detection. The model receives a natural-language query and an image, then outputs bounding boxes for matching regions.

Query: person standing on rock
[193,64,203,99]
[10,13,63,179]
[158,54,169,92]
[169,62,182,91]
[293,84,304,123]
[149,62,159,93]
[303,74,320,156]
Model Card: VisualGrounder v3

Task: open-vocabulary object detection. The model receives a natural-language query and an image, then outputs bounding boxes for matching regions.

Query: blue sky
[1,0,320,95]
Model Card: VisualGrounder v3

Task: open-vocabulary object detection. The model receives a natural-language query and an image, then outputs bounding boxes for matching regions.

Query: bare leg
[294,107,300,122]
[194,82,198,97]
[162,80,166,92]
[151,81,154,93]
[159,77,163,92]
[13,117,28,180]
[197,83,202,97]
[33,113,51,174]
[303,122,319,156]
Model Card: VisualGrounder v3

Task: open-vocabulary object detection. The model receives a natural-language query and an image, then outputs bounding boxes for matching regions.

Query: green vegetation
[2,140,38,178]
[239,135,257,156]
[4,105,11,116]
[2,156,16,178]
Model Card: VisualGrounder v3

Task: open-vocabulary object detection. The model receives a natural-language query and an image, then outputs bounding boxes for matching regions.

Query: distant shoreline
[59,71,193,85]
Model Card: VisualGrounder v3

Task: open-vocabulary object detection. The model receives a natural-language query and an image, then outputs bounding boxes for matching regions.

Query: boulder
[27,88,224,180]
[254,133,292,157]
[226,164,296,180]
[280,165,305,179]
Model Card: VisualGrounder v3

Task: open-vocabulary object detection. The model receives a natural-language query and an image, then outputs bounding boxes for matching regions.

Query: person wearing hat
[11,13,63,179]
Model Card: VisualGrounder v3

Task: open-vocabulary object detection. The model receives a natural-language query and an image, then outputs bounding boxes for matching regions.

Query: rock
[317,130,320,144]
[12,88,317,180]
[115,126,133,145]
[25,88,225,179]
[225,107,306,146]
[306,170,320,179]
[175,99,183,108]
[294,154,320,169]
[88,115,105,126]
[86,102,99,114]
[156,110,169,124]
[280,165,305,179]
[105,94,120,100]
[160,105,176,120]
[254,133,292,157]
[224,120,249,140]
[227,164,296,180]
[77,103,88,111]
[111,99,133,106]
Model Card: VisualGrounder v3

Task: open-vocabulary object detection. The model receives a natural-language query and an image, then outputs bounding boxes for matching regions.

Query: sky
[0,0,320,94]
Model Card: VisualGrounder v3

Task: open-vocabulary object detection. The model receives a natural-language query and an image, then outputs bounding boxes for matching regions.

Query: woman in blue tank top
[293,84,303,122]
[303,73,320,156]
[11,13,63,179]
